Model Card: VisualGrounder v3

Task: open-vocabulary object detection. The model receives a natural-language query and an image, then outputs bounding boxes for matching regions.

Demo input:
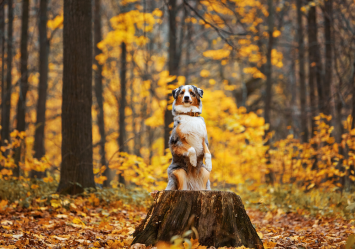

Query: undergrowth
[0,178,152,209]
[232,182,355,219]
[0,177,354,221]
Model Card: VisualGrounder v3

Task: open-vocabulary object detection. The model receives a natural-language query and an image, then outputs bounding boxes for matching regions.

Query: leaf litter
[0,191,352,249]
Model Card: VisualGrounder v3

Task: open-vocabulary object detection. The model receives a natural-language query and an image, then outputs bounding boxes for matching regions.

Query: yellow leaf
[200,69,210,78]
[93,167,100,175]
[50,199,61,208]
[47,14,63,30]
[307,183,315,190]
[43,175,54,183]
[95,175,107,185]
[72,217,85,226]
[31,184,39,189]
[152,8,163,17]
[273,30,281,37]
[203,49,231,60]
[264,241,277,248]
[110,180,119,188]
[0,200,8,210]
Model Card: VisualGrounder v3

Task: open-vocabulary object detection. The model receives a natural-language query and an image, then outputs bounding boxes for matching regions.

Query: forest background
[0,0,354,200]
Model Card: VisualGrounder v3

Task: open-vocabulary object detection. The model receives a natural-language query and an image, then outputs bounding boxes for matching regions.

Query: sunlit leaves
[243,67,265,79]
[98,9,160,51]
[271,49,283,68]
[272,30,281,37]
[200,69,210,77]
[47,14,63,30]
[203,48,231,60]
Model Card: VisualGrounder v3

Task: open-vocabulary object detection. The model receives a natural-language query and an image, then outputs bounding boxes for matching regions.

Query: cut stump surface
[132,191,264,248]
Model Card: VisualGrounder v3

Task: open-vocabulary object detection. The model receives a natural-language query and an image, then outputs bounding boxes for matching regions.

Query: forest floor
[0,186,353,249]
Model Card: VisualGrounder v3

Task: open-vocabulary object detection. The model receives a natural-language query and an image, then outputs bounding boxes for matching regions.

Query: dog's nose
[184,96,190,101]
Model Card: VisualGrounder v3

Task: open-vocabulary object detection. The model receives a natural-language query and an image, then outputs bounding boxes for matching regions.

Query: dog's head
[172,85,204,116]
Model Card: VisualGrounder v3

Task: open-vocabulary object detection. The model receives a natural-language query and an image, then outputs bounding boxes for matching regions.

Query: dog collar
[177,111,200,117]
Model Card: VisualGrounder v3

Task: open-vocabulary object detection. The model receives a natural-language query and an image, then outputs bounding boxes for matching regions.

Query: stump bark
[132,191,264,248]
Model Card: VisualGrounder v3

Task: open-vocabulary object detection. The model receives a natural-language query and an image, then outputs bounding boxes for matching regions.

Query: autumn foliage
[0,0,355,247]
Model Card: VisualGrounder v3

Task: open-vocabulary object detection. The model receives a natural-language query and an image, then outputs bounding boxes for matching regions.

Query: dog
[165,85,212,191]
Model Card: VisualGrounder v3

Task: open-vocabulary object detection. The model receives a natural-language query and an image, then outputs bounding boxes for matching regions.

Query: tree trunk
[57,0,95,195]
[350,61,355,185]
[118,41,126,184]
[131,68,139,156]
[307,3,319,128]
[132,191,264,248]
[308,2,323,115]
[0,1,4,135]
[290,50,298,137]
[323,0,332,116]
[184,6,191,85]
[296,0,308,143]
[32,0,49,179]
[94,0,111,187]
[352,61,355,130]
[307,2,319,170]
[264,0,275,184]
[14,0,30,177]
[164,0,178,151]
[1,0,13,147]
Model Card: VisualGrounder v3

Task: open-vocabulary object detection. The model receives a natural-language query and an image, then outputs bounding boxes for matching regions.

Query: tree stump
[132,191,264,248]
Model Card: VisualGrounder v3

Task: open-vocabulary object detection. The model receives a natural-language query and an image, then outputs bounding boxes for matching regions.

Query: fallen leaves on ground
[0,192,352,248]
[0,196,146,248]
[248,209,352,248]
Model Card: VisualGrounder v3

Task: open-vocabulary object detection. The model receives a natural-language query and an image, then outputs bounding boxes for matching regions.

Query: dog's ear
[197,88,204,98]
[172,88,179,99]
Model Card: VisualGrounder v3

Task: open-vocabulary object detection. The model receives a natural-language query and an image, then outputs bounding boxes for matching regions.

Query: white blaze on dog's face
[172,85,204,115]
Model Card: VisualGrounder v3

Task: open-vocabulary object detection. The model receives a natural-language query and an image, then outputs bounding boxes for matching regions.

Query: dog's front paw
[204,153,212,171]
[187,147,197,167]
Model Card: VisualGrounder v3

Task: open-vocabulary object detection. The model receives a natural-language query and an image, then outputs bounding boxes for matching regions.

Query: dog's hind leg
[173,169,188,190]
[199,167,210,190]
[206,179,211,190]
[203,138,212,172]
[165,178,177,190]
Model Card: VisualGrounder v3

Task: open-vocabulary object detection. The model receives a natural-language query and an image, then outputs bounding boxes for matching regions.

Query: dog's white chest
[177,115,207,156]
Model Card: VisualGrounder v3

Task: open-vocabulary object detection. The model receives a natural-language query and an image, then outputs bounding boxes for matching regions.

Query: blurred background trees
[0,0,354,193]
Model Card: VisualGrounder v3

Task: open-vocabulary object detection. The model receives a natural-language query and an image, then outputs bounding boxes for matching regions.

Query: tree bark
[308,2,323,115]
[32,0,49,179]
[350,61,355,185]
[323,0,332,116]
[0,1,4,137]
[352,61,355,130]
[132,191,264,248]
[296,0,308,143]
[307,2,321,170]
[164,0,179,151]
[14,0,30,177]
[118,41,126,184]
[57,0,95,195]
[94,0,111,187]
[264,0,275,184]
[1,0,13,147]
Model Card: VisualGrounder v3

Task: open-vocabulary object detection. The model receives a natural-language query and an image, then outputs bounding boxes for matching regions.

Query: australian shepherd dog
[165,85,212,191]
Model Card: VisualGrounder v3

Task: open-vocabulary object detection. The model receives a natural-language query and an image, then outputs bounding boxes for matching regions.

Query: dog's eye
[180,92,184,95]
[191,92,195,97]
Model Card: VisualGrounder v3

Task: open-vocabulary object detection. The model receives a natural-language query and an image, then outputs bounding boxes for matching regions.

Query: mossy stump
[132,191,264,248]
